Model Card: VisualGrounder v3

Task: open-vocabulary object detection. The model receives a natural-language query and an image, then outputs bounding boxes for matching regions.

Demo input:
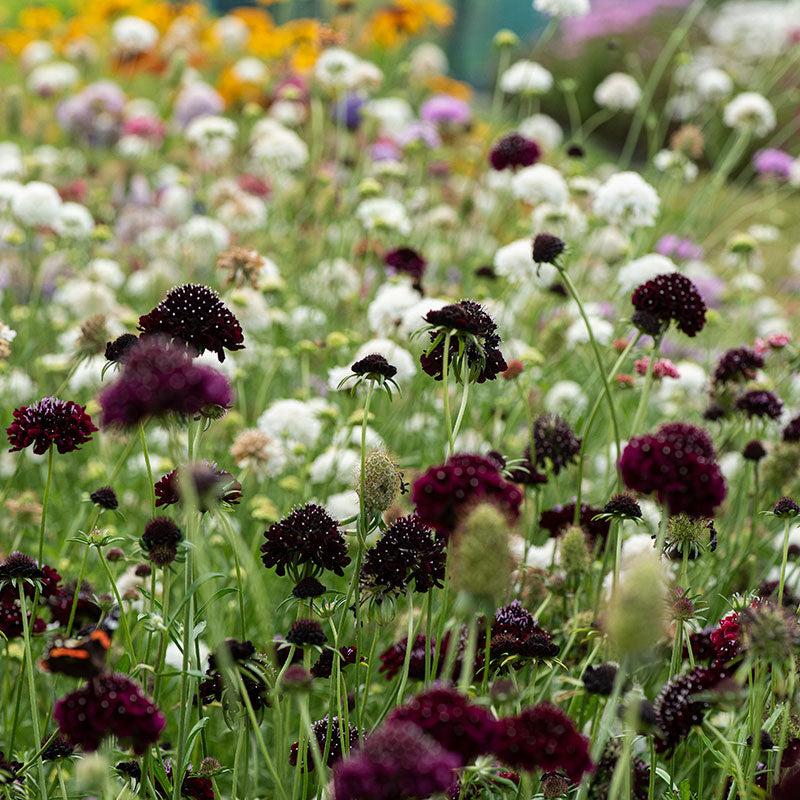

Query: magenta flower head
[631,273,706,338]
[411,453,523,538]
[7,397,97,455]
[384,247,426,287]
[489,133,541,171]
[54,673,165,754]
[420,94,471,127]
[493,703,593,782]
[619,422,727,518]
[752,148,795,180]
[332,719,459,800]
[98,337,232,429]
[138,284,244,362]
[387,687,501,765]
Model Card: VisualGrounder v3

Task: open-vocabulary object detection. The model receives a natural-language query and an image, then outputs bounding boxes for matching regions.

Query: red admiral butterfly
[39,608,119,679]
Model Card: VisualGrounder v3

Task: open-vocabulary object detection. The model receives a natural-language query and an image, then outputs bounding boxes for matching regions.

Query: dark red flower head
[154,461,242,511]
[104,333,139,363]
[539,503,610,546]
[261,503,351,580]
[7,397,97,455]
[630,273,706,338]
[384,247,426,284]
[411,453,523,538]
[532,233,566,265]
[742,440,767,462]
[285,618,327,647]
[532,415,581,475]
[387,686,500,765]
[98,338,232,429]
[735,389,783,419]
[619,422,726,518]
[141,518,182,567]
[351,354,397,380]
[783,414,800,442]
[138,283,244,362]
[332,720,459,800]
[53,673,165,754]
[712,347,764,384]
[489,133,541,171]
[493,703,593,782]
[379,632,450,681]
[290,715,361,769]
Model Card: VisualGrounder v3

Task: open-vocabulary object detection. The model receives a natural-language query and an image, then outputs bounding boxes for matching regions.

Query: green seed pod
[560,525,589,575]
[356,450,401,518]
[5,86,23,136]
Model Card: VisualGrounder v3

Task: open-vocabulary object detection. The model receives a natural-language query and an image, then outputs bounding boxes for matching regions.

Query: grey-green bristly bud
[356,450,402,518]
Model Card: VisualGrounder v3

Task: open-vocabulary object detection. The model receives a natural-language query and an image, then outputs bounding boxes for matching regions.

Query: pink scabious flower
[121,115,167,142]
[420,94,471,127]
[655,234,704,261]
[752,148,795,180]
[754,332,792,356]
[98,338,232,429]
[493,703,593,782]
[54,673,165,754]
[387,687,501,766]
[411,453,523,538]
[619,422,727,518]
[7,397,98,455]
[634,357,680,379]
[332,719,459,800]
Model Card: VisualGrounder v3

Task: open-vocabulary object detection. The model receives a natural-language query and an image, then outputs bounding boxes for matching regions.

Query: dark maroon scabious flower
[290,716,361,769]
[709,611,742,666]
[582,663,618,696]
[379,632,451,681]
[90,486,118,510]
[293,576,326,599]
[48,580,101,628]
[42,736,75,761]
[0,551,45,584]
[351,354,397,380]
[420,300,507,384]
[685,627,717,663]
[261,503,350,580]
[490,601,559,663]
[104,333,139,363]
[783,414,800,443]
[199,639,270,711]
[138,284,244,362]
[411,453,523,538]
[360,514,446,597]
[489,133,541,171]
[619,422,727,518]
[154,461,242,511]
[7,397,97,455]
[160,762,215,800]
[539,503,610,546]
[630,273,707,338]
[654,665,724,752]
[774,497,800,517]
[602,493,642,519]
[388,687,500,765]
[99,338,232,429]
[590,742,649,800]
[532,233,566,265]
[493,703,593,781]
[54,673,165,754]
[532,415,581,475]
[332,720,459,800]
[712,347,764,384]
[141,518,182,567]
[0,553,61,603]
[286,619,327,647]
[310,646,359,679]
[384,248,426,286]
[742,440,767,462]
[508,445,547,486]
[0,752,23,787]
[735,389,783,419]
[0,598,45,639]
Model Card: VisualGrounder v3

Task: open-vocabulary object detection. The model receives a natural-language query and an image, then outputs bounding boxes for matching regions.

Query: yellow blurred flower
[366,0,453,48]
[425,74,473,101]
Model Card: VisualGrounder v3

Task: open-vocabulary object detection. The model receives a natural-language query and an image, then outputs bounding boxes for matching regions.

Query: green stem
[38,447,55,564]
[139,421,156,518]
[442,331,454,455]
[450,356,471,450]
[630,335,662,438]
[778,517,792,606]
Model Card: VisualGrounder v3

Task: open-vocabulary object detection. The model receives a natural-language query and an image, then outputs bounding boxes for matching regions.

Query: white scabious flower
[0,144,23,179]
[54,202,94,238]
[185,115,238,166]
[494,238,557,286]
[21,40,54,70]
[52,279,117,318]
[356,197,411,235]
[653,149,698,182]
[544,380,588,416]
[28,62,79,96]
[531,201,587,238]
[593,72,642,111]
[11,181,62,228]
[176,215,230,255]
[518,114,563,150]
[249,119,309,172]
[695,68,733,102]
[398,297,449,339]
[306,257,361,303]
[213,15,249,51]
[534,0,590,16]
[86,258,125,288]
[363,98,414,133]
[0,368,35,404]
[227,287,274,335]
[500,60,553,95]
[593,171,660,230]
[408,42,449,80]
[355,338,417,383]
[511,163,569,207]
[616,253,678,293]
[216,192,267,235]
[313,48,360,89]
[723,92,776,137]
[323,490,360,522]
[586,226,630,264]
[310,447,361,484]
[232,57,267,84]
[366,282,422,336]
[566,315,614,346]
[111,16,159,55]
[258,398,323,449]
[159,184,193,223]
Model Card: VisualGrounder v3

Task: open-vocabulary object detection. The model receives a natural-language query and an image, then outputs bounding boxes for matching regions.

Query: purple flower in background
[656,234,704,261]
[333,93,365,131]
[420,95,471,127]
[396,121,442,149]
[753,149,796,180]
[173,82,224,130]
[563,0,692,44]
[371,138,402,161]
[57,81,126,146]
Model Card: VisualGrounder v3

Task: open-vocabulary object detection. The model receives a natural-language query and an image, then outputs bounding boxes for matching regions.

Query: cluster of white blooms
[185,115,238,167]
[593,171,660,229]
[54,202,94,238]
[594,73,642,111]
[111,16,159,55]
[28,62,80,96]
[249,118,309,172]
[494,239,558,286]
[534,0,590,16]
[695,68,733,102]
[356,197,411,235]
[723,92,776,137]
[653,150,698,182]
[258,398,326,450]
[313,48,382,91]
[0,143,23,179]
[511,164,569,207]
[616,253,678,293]
[367,283,422,336]
[518,114,563,151]
[531,201,587,238]
[306,258,362,304]
[363,98,414,134]
[500,60,553,95]
[232,57,268,84]
[11,181,62,228]
[213,15,250,51]
[408,42,449,81]
[707,1,800,62]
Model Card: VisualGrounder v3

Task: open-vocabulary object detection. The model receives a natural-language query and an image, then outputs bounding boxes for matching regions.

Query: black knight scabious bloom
[379,633,451,681]
[532,414,581,475]
[90,486,119,510]
[290,716,361,770]
[783,414,800,442]
[154,461,242,511]
[489,133,541,171]
[140,518,183,567]
[332,720,459,800]
[7,397,97,455]
[631,273,706,338]
[198,639,270,712]
[532,233,566,266]
[285,619,327,647]
[712,347,764,384]
[601,493,643,521]
[419,300,507,384]
[138,283,244,362]
[99,338,232,428]
[742,440,767,462]
[735,389,783,420]
[384,247,426,288]
[539,503,610,547]
[104,333,138,364]
[261,503,350,581]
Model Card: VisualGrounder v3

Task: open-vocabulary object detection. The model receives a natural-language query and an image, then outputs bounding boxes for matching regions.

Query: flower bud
[356,450,402,518]
[559,525,589,574]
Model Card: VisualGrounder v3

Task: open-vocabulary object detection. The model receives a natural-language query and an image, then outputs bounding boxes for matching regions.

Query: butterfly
[39,608,119,679]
